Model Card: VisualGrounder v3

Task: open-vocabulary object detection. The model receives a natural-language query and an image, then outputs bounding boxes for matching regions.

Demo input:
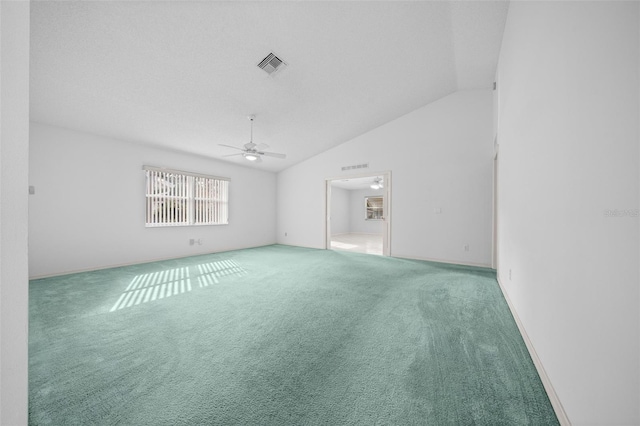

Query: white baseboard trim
[276,241,324,250]
[391,253,493,270]
[496,275,572,426]
[29,243,277,280]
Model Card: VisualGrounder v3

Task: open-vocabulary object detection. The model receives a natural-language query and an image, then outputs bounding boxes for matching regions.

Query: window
[144,166,229,227]
[365,196,384,220]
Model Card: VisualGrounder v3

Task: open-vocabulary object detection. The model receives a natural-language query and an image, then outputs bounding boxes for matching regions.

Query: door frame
[325,171,392,256]
[492,147,499,269]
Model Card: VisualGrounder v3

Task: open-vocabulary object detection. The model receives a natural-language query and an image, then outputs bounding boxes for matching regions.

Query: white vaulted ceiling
[30,1,509,172]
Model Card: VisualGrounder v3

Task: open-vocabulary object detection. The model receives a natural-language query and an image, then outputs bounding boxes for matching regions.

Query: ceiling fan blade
[219,144,245,151]
[259,151,286,159]
[222,153,243,158]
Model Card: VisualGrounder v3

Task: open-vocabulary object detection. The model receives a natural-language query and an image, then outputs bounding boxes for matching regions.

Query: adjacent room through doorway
[326,173,391,256]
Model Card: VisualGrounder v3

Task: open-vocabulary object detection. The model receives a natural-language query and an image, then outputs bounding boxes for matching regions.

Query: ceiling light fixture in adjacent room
[370,177,384,190]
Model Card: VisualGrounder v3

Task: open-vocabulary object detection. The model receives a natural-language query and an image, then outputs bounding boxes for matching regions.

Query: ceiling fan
[219,115,286,162]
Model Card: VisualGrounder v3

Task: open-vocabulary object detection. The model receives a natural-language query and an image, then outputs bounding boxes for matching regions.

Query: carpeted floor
[29,245,558,425]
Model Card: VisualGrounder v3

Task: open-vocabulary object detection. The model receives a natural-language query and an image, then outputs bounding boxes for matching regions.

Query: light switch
[29,186,35,195]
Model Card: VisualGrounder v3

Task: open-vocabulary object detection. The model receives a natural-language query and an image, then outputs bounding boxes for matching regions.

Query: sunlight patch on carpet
[110,259,246,312]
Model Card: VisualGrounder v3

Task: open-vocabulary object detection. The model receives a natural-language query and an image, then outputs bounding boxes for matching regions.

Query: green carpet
[29,245,559,425]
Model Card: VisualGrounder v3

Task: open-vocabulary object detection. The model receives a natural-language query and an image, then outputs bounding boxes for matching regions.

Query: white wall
[0,1,30,424]
[496,2,639,425]
[329,186,350,236]
[277,90,494,267]
[29,123,277,277]
[349,188,384,235]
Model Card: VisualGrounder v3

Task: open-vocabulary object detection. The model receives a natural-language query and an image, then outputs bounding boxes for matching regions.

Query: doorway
[325,172,391,256]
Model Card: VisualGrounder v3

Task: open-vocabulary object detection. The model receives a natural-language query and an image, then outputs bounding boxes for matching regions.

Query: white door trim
[492,146,499,270]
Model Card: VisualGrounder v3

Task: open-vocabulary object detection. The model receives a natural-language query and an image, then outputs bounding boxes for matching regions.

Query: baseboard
[329,232,382,237]
[29,243,276,280]
[391,253,493,270]
[496,275,572,426]
[275,241,324,250]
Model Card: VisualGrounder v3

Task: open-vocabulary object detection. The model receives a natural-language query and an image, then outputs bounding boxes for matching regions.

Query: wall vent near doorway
[341,163,369,171]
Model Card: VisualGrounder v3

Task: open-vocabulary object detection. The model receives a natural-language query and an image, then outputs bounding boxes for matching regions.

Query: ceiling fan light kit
[370,177,384,190]
[219,115,286,163]
[243,153,258,161]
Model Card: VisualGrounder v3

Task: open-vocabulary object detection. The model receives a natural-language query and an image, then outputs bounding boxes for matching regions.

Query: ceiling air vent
[258,52,286,76]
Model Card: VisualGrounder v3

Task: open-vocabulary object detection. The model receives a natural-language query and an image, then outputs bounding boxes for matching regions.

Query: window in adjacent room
[365,196,384,220]
[144,166,229,227]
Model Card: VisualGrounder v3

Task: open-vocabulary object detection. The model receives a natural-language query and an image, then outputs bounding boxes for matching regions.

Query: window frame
[143,165,229,227]
[364,196,384,221]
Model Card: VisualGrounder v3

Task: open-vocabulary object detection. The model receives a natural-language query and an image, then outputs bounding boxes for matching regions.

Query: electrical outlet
[285,232,287,237]
[189,239,195,246]
[509,269,512,280]
[464,244,469,252]
[197,239,203,245]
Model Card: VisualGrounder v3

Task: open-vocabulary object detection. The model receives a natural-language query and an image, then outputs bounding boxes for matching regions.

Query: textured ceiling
[30,1,509,172]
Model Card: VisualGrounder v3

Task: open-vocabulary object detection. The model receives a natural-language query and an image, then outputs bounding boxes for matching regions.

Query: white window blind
[143,166,229,227]
[193,176,229,225]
